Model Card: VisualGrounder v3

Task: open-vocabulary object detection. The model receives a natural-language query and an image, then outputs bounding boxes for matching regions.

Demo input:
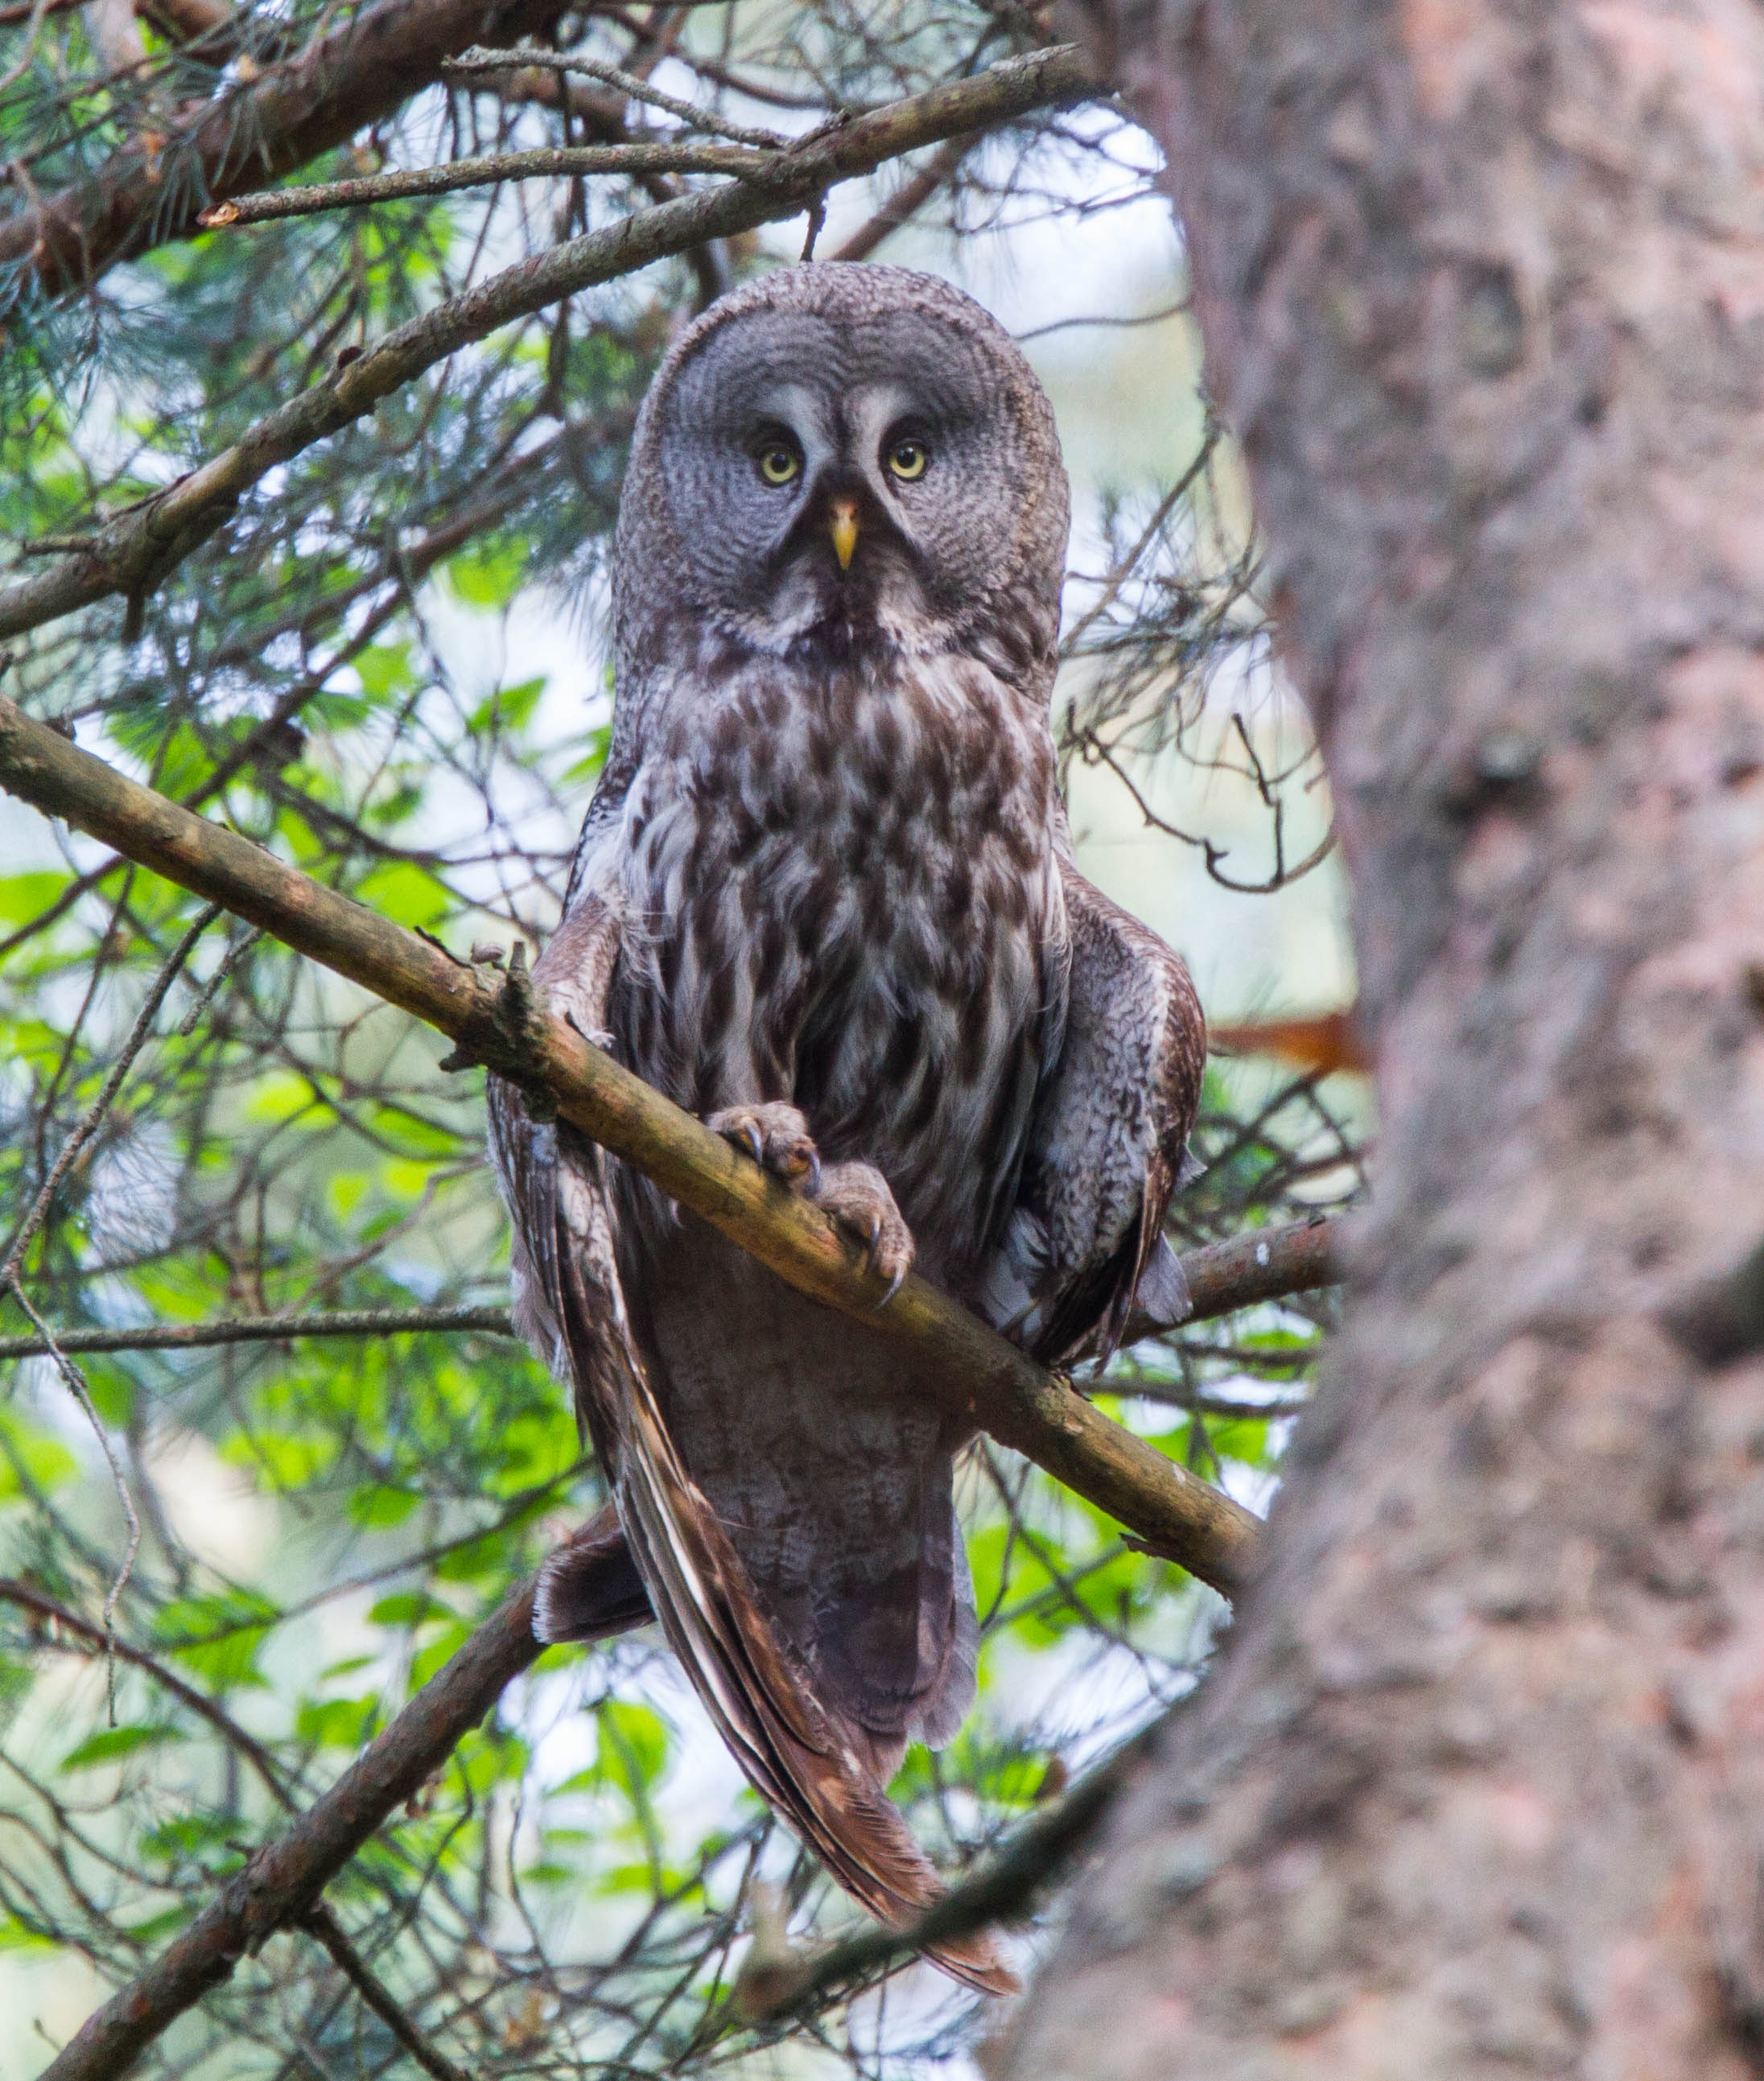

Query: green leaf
[62,1723,185,1771]
[443,537,527,608]
[353,861,451,931]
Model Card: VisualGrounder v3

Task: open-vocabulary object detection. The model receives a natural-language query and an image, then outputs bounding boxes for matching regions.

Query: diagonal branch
[0,44,1098,644]
[0,691,1262,1594]
[195,139,777,223]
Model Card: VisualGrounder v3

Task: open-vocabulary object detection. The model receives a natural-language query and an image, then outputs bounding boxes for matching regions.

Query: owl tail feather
[551,1245,1017,1996]
[619,1397,1020,1994]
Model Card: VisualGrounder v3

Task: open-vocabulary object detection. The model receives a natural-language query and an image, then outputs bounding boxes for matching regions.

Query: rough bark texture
[1009,1,1764,2075]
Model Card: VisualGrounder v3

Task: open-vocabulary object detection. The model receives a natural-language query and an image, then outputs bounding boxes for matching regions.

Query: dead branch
[196,140,776,224]
[0,1302,514,1360]
[1172,1216,1342,1327]
[0,43,1098,644]
[442,43,789,146]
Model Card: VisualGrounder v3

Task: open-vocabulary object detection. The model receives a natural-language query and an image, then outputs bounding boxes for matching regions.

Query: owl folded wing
[488,894,1015,1995]
[983,859,1208,1367]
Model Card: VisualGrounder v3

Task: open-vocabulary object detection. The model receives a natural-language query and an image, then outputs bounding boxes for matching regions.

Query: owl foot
[706,1102,820,1192]
[812,1161,915,1305]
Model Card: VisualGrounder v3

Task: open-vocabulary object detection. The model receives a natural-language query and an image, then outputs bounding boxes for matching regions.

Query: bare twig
[298,1901,474,2081]
[1,903,219,1284]
[0,693,1262,1593]
[1,905,217,1698]
[35,1570,550,2081]
[0,1283,142,1712]
[196,140,776,225]
[445,43,789,147]
[1171,1216,1342,1328]
[0,1302,514,1362]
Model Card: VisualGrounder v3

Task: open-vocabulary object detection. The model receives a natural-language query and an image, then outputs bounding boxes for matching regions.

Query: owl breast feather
[606,645,1067,1291]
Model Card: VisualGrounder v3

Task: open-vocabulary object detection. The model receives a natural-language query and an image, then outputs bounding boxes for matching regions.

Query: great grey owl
[488,264,1206,1991]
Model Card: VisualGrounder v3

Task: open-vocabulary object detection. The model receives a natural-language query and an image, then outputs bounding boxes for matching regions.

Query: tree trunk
[1009,2,1764,2074]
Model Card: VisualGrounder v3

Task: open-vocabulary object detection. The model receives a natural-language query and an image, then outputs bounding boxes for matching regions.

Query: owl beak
[828,498,860,572]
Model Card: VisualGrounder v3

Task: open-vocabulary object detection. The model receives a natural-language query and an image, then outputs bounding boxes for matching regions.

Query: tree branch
[196,140,777,224]
[297,1900,474,2081]
[735,1730,1158,2021]
[0,44,1098,643]
[0,691,1261,1594]
[1163,1215,1341,1328]
[0,1303,514,1361]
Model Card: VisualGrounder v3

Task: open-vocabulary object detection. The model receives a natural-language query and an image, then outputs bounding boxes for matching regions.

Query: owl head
[612,265,1070,690]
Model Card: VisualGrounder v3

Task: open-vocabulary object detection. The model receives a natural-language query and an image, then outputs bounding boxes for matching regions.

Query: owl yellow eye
[887,438,928,481]
[758,445,800,485]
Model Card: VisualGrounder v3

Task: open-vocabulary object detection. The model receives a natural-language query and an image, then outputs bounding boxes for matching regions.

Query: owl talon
[707,1103,821,1192]
[810,1161,914,1304]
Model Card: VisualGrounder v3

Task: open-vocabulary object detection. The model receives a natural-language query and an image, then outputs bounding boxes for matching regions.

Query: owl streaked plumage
[488,265,1206,1992]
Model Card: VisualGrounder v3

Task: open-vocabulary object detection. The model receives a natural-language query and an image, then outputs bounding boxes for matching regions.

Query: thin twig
[0,1302,514,1362]
[197,140,777,224]
[2,1283,142,1717]
[0,1577,297,1810]
[1,905,220,1284]
[36,1571,552,2081]
[443,43,789,147]
[827,134,971,262]
[0,905,218,1705]
[298,1901,474,2081]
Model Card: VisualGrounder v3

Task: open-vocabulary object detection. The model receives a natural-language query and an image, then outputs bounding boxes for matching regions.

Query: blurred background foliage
[0,0,1362,2072]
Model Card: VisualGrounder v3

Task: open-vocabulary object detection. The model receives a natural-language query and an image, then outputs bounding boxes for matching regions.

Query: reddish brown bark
[1010,1,1764,2075]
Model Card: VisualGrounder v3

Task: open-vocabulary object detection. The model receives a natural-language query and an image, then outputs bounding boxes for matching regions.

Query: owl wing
[488,895,1016,1996]
[983,859,1207,1367]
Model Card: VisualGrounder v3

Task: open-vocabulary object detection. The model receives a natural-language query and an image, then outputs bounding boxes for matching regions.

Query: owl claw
[810,1161,914,1304]
[706,1104,821,1192]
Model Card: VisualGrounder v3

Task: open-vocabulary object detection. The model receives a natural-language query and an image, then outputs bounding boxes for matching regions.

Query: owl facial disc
[614,265,1070,678]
